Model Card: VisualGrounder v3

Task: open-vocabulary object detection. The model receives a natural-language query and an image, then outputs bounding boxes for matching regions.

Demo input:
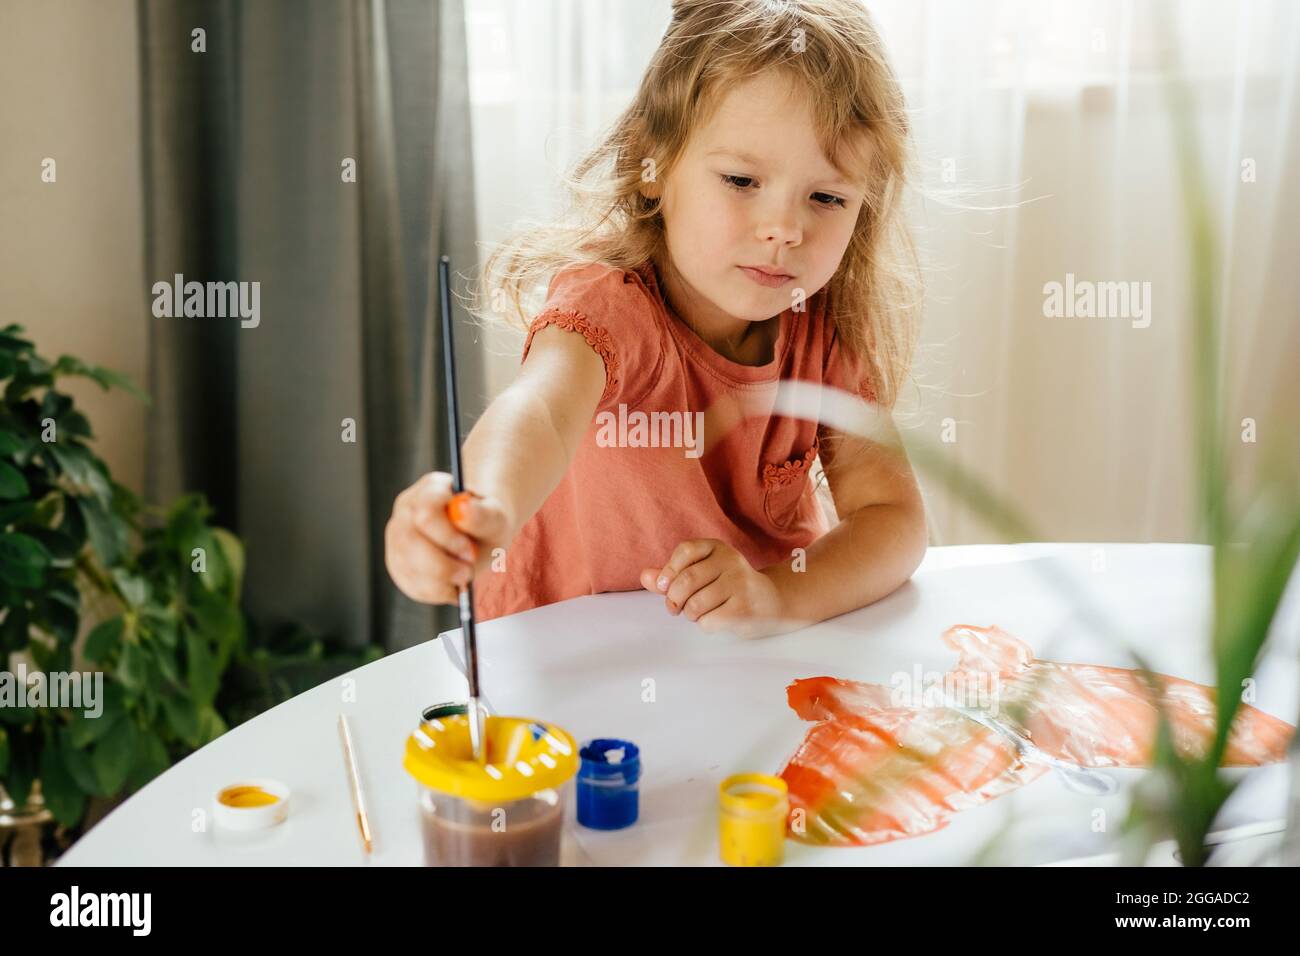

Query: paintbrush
[337,714,373,853]
[438,255,488,765]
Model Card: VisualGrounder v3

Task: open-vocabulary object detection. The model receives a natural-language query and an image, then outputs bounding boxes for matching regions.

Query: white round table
[58,544,1300,866]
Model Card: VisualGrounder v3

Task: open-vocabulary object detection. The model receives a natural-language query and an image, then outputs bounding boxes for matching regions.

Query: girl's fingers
[385,521,473,604]
[695,597,738,634]
[680,577,731,623]
[665,558,723,614]
[446,492,511,546]
[655,538,720,592]
[404,488,478,563]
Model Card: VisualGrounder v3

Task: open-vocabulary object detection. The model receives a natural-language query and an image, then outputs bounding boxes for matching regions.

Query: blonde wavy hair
[470,0,921,410]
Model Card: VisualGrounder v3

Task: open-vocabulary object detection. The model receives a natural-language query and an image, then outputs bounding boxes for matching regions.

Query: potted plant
[1,324,250,855]
[2,324,381,863]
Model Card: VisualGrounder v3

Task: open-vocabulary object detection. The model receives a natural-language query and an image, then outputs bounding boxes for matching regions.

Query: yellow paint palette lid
[403,715,579,802]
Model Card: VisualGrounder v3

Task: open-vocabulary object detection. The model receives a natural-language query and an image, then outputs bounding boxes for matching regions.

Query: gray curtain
[137,0,481,651]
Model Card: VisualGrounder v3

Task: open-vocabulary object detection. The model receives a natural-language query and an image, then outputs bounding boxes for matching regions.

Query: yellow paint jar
[719,773,788,867]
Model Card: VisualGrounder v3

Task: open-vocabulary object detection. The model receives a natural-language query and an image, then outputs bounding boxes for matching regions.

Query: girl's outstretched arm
[459,325,607,559]
[385,324,605,604]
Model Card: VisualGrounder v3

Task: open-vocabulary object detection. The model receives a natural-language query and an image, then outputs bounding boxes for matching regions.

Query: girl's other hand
[639,538,786,638]
[385,471,510,605]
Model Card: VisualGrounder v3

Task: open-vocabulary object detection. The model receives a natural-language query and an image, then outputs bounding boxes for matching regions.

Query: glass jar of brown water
[404,714,579,867]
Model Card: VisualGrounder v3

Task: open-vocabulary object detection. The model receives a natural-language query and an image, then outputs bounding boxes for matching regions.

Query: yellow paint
[719,774,788,867]
[218,785,280,808]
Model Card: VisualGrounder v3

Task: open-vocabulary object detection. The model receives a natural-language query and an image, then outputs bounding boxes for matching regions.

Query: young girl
[386,0,927,637]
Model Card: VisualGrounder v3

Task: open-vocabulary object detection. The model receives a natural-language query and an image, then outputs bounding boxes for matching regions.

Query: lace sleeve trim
[523,307,620,406]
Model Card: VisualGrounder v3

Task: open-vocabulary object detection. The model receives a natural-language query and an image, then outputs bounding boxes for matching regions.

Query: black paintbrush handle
[437,256,481,703]
[439,255,463,494]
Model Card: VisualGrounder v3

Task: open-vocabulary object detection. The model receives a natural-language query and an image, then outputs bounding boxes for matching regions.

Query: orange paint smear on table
[778,624,1294,847]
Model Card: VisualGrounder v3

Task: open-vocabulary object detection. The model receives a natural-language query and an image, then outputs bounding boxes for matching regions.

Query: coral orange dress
[474,260,876,621]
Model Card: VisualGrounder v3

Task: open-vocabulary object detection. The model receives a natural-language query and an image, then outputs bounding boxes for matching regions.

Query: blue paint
[577,738,641,830]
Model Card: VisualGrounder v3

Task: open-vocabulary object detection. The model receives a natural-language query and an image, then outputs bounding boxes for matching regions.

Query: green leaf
[0,328,35,352]
[0,602,30,654]
[50,355,150,404]
[4,727,35,806]
[0,532,49,587]
[39,389,72,424]
[186,625,219,707]
[25,526,79,562]
[66,681,124,747]
[127,731,170,791]
[212,527,246,598]
[83,616,124,662]
[141,605,179,648]
[58,727,104,796]
[67,708,120,749]
[111,568,150,608]
[28,494,60,528]
[191,581,242,652]
[47,578,79,610]
[29,639,71,673]
[44,574,78,613]
[116,640,148,692]
[190,527,230,593]
[62,409,93,439]
[5,371,53,406]
[195,705,228,747]
[160,692,199,747]
[40,738,87,827]
[0,460,29,499]
[0,726,8,775]
[150,640,180,685]
[28,638,53,671]
[1210,494,1300,763]
[0,430,23,456]
[0,531,50,567]
[45,442,112,504]
[55,495,87,549]
[92,716,139,795]
[0,499,37,526]
[80,494,127,566]
[36,590,79,644]
[0,705,37,725]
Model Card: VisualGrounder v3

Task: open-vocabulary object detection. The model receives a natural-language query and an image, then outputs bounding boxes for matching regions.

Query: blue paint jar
[577,739,641,830]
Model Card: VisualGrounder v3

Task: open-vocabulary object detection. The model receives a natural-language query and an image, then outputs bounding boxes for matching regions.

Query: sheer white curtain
[466,0,1300,544]
[465,0,667,396]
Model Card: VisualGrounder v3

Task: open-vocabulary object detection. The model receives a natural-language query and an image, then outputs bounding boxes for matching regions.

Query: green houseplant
[2,324,381,857]
[1,324,244,834]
